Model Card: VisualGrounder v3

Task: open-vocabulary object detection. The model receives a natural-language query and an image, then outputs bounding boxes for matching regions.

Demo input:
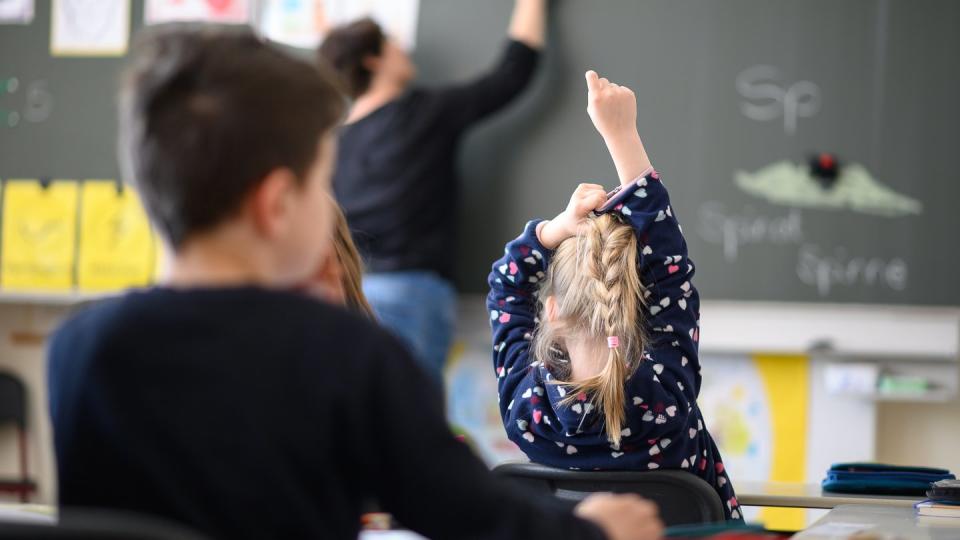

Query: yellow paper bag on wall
[1,179,79,291]
[77,181,155,291]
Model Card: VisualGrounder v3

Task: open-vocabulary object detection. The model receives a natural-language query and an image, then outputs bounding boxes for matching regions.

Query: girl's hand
[536,183,607,249]
[586,70,638,142]
[585,70,652,185]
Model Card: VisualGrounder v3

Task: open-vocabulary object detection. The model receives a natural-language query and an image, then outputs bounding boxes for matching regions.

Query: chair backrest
[0,373,26,428]
[0,507,209,539]
[493,461,726,526]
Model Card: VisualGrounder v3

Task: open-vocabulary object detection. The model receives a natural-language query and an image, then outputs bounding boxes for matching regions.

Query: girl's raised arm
[586,71,703,402]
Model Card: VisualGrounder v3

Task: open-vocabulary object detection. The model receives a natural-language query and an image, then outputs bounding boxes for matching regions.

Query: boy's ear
[362,54,381,72]
[249,167,298,238]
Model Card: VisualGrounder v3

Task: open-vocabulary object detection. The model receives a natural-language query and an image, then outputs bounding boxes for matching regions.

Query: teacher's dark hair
[118,24,346,249]
[318,18,386,98]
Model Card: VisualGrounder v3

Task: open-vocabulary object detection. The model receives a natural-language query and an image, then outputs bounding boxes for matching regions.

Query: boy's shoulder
[51,287,398,363]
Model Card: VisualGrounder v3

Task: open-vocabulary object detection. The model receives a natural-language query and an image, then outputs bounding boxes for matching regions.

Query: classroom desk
[0,504,56,525]
[792,504,960,539]
[736,482,923,509]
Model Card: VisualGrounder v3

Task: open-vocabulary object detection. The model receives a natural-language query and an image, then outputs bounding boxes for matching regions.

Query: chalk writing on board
[735,160,923,217]
[697,203,910,297]
[1,76,18,127]
[736,65,820,135]
[23,79,53,123]
[698,202,804,262]
[1,77,54,128]
[796,244,908,296]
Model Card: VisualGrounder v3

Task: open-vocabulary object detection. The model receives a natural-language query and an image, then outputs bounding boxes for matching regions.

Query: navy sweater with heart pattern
[487,168,742,521]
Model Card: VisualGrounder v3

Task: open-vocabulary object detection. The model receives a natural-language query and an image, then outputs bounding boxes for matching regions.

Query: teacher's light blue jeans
[363,271,457,389]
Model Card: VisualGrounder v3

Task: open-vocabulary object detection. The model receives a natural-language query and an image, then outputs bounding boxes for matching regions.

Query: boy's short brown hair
[119,25,346,249]
[318,18,385,98]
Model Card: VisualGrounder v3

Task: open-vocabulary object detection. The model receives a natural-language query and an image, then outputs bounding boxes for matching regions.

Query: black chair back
[0,373,26,428]
[494,461,726,526]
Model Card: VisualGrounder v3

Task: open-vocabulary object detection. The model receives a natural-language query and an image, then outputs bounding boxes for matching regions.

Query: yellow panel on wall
[77,181,155,291]
[1,179,79,291]
[755,353,810,531]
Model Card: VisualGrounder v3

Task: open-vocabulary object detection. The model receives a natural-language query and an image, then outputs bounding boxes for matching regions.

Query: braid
[533,213,645,445]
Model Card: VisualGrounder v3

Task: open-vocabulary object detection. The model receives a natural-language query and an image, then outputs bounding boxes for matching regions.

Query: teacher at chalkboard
[319,0,547,385]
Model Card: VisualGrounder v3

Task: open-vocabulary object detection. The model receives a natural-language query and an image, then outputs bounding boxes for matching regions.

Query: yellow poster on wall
[77,181,155,291]
[755,354,810,531]
[1,179,79,291]
[698,353,811,530]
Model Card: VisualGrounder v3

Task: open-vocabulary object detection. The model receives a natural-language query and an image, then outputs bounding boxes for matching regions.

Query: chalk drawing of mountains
[734,161,923,217]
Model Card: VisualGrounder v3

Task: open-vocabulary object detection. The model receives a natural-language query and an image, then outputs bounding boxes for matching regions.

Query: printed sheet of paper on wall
[50,0,130,57]
[144,0,251,25]
[77,180,155,292]
[0,0,34,24]
[260,0,419,51]
[0,179,79,291]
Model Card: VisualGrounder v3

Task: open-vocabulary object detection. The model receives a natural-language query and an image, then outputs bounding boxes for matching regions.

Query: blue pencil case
[822,462,956,495]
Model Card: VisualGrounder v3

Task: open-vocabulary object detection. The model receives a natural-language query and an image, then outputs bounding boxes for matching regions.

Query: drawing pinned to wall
[0,0,33,24]
[1,77,54,128]
[0,179,80,291]
[445,341,526,465]
[699,353,811,529]
[324,0,419,51]
[698,355,772,486]
[734,160,923,217]
[22,79,53,123]
[77,181,155,292]
[259,0,326,49]
[1,76,17,127]
[51,0,129,57]
[144,0,251,25]
[259,0,420,51]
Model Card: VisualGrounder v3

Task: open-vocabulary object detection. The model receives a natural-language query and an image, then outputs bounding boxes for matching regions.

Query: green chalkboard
[1,1,958,305]
[415,0,960,305]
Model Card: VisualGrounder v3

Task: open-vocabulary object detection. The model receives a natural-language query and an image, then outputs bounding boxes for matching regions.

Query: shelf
[699,300,960,361]
[0,291,115,306]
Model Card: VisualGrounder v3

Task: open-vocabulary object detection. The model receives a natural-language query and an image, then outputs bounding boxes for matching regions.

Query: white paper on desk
[0,0,33,24]
[260,0,419,51]
[51,0,129,56]
[803,521,875,537]
[0,506,56,525]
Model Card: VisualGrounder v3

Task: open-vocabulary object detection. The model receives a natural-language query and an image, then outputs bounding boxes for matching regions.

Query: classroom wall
[0,301,66,504]
[876,399,960,474]
[0,297,957,505]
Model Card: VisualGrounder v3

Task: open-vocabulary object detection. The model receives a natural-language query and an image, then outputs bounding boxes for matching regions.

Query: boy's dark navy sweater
[48,287,605,540]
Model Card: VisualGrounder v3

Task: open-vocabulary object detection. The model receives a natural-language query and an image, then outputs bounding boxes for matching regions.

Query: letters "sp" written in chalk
[736,65,820,135]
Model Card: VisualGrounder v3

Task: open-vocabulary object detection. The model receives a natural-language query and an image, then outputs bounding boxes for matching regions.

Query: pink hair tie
[607,336,620,349]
